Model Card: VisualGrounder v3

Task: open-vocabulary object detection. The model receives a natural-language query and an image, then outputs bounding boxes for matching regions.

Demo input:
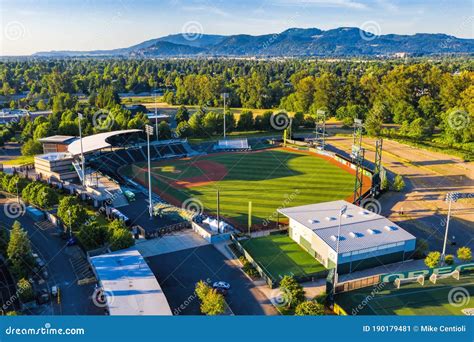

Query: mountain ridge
[33,27,474,57]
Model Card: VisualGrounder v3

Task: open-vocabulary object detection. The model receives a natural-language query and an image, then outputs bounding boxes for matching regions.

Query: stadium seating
[214,138,250,151]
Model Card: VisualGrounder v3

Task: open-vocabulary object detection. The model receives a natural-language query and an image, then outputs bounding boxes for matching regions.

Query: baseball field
[336,273,474,315]
[120,147,366,228]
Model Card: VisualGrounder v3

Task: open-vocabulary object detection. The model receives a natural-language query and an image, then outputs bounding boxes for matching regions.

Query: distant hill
[33,27,474,57]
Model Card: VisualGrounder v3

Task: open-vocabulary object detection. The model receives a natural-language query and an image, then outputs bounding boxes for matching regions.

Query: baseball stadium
[119,146,371,229]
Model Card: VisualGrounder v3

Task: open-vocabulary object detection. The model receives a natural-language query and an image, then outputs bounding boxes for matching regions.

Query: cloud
[181,5,230,17]
[278,0,368,10]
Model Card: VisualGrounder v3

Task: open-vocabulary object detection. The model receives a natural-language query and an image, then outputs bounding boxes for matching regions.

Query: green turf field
[120,148,356,227]
[242,235,326,280]
[336,273,474,315]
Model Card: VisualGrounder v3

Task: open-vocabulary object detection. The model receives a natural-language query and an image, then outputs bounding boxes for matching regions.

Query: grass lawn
[241,235,326,281]
[120,148,356,228]
[336,273,474,315]
[1,155,34,166]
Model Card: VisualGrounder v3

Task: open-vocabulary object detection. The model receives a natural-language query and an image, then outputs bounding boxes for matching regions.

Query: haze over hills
[33,27,474,57]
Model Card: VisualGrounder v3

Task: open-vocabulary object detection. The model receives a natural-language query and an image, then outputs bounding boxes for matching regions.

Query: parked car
[51,285,58,297]
[214,287,228,296]
[32,253,45,268]
[212,281,231,290]
[37,289,50,304]
[66,237,77,246]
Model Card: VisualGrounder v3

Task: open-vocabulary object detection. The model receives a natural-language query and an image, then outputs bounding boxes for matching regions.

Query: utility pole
[221,93,229,140]
[216,189,220,232]
[352,118,365,205]
[145,124,154,218]
[78,113,85,187]
[442,192,459,261]
[248,201,252,235]
[154,89,159,142]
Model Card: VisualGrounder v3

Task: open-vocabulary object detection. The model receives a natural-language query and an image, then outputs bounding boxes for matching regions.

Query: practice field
[120,147,362,228]
[336,273,474,315]
[241,235,326,281]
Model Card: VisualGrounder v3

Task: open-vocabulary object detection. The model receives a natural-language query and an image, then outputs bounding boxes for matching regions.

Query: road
[146,244,278,315]
[0,199,102,315]
[324,136,474,253]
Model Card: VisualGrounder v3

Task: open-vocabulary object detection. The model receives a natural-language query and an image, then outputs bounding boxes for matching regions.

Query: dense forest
[0,58,472,157]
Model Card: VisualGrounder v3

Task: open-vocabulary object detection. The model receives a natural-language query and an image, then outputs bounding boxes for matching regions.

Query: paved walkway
[135,229,208,257]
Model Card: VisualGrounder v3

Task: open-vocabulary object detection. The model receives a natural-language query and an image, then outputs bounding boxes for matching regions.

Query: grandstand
[214,138,250,151]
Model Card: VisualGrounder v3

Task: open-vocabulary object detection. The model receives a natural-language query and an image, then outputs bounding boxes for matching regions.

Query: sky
[1,0,473,56]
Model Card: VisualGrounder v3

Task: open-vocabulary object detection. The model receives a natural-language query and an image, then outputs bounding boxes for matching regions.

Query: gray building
[278,200,416,273]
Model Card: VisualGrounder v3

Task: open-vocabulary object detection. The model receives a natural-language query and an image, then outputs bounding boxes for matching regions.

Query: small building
[90,249,172,316]
[34,152,78,182]
[38,135,77,154]
[278,200,416,273]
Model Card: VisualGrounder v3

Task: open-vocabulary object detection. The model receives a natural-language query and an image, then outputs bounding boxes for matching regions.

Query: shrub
[295,301,325,316]
[392,174,405,191]
[424,251,441,268]
[457,247,472,262]
[444,254,454,265]
[17,278,34,303]
[279,276,305,308]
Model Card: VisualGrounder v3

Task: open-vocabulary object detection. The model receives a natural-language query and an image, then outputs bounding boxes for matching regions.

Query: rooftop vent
[367,229,381,235]
[325,216,336,221]
[384,225,398,232]
[349,232,364,238]
[359,210,370,216]
[330,235,345,241]
[342,214,353,219]
[308,219,319,224]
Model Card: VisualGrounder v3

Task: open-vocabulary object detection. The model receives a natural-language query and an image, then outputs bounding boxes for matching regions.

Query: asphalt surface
[146,244,278,315]
[0,199,102,315]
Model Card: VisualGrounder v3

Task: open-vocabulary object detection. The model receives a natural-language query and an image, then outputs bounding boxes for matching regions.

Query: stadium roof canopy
[67,129,142,156]
[38,135,77,144]
[278,200,415,254]
[90,248,172,316]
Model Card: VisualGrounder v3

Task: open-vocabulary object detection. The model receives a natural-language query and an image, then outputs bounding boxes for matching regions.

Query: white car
[212,281,231,290]
[51,285,58,297]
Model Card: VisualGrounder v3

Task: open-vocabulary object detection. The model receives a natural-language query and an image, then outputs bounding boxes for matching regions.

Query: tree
[424,251,441,268]
[200,289,225,316]
[17,278,34,303]
[57,197,88,231]
[457,247,472,262]
[0,227,9,257]
[96,86,120,108]
[175,106,190,123]
[77,222,109,251]
[295,301,325,316]
[195,280,211,300]
[237,110,254,131]
[365,102,388,136]
[35,185,58,209]
[392,174,405,191]
[108,220,135,251]
[279,276,305,308]
[21,139,42,156]
[175,121,192,138]
[7,221,35,278]
[157,121,172,140]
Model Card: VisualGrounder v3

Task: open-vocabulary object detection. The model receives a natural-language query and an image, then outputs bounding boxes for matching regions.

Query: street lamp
[78,113,85,187]
[154,89,159,142]
[221,93,229,140]
[145,124,154,218]
[442,192,459,261]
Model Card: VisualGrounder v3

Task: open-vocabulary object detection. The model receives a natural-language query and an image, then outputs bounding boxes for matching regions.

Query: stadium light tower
[145,124,154,218]
[334,204,347,287]
[78,113,85,187]
[221,93,229,140]
[442,192,459,260]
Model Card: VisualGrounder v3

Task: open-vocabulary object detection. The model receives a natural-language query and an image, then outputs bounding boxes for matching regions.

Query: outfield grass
[120,148,356,227]
[1,155,34,166]
[241,235,326,281]
[336,273,474,315]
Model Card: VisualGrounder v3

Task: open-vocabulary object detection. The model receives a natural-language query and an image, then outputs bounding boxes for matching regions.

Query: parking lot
[146,244,278,315]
